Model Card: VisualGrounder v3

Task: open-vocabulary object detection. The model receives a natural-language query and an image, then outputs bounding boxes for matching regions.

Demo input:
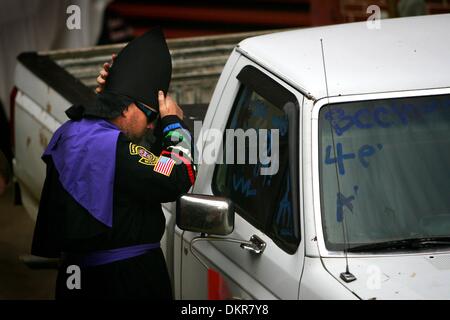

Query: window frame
[211,65,301,254]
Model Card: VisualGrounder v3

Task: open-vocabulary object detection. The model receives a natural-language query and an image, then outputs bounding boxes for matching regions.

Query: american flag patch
[153,156,176,176]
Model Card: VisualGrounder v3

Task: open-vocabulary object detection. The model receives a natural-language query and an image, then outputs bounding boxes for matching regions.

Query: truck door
[181,57,305,300]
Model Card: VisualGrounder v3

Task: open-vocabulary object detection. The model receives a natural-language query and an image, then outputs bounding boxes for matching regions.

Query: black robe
[31,115,195,299]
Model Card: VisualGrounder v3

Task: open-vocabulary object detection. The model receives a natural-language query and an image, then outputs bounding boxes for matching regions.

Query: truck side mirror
[176,194,234,236]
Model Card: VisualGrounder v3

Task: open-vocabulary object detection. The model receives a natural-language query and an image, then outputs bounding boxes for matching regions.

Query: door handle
[240,235,266,254]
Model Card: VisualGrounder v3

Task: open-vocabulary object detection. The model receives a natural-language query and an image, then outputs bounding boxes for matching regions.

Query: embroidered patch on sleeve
[129,143,159,166]
[153,156,176,176]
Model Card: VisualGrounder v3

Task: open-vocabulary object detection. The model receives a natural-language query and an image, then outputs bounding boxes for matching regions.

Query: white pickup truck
[14,14,450,300]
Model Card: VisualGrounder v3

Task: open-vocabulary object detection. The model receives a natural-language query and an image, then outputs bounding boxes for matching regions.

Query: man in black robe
[31,27,196,299]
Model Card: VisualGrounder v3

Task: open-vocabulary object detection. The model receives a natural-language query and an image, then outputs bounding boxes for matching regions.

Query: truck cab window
[212,66,300,253]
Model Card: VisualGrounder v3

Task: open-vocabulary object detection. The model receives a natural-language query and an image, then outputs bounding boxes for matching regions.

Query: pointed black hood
[104,26,172,111]
[65,27,172,121]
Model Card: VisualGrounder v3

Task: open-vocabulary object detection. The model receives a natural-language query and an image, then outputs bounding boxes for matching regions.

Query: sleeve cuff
[160,115,188,132]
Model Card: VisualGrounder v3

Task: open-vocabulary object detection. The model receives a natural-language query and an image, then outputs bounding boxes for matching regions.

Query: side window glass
[271,171,297,249]
[213,66,300,253]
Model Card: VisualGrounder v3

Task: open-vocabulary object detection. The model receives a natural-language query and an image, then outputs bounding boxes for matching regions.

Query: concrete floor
[0,185,56,299]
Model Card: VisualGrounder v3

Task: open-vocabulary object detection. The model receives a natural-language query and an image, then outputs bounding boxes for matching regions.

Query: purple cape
[43,118,121,227]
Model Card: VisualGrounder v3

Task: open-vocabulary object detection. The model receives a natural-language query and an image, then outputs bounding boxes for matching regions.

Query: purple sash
[63,243,160,267]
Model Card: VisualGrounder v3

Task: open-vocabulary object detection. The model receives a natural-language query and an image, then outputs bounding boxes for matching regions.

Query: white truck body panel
[14,61,72,124]
[322,252,450,300]
[13,61,74,218]
[13,91,64,219]
[238,14,450,100]
[299,257,358,300]
[301,97,321,258]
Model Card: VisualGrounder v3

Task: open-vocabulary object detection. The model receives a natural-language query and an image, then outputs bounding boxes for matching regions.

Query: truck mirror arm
[189,234,266,270]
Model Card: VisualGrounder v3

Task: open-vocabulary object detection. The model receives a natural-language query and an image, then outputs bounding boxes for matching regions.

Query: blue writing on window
[275,176,293,236]
[232,175,256,197]
[325,143,383,174]
[336,192,355,222]
[324,143,356,175]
